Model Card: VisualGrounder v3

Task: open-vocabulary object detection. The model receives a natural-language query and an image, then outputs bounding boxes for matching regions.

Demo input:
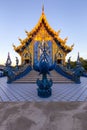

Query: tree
[66,57,87,71]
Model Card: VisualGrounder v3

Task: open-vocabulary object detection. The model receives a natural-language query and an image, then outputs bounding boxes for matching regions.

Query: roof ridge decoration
[42,4,44,14]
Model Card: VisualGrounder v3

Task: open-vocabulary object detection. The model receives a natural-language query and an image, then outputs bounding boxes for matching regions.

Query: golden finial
[71,44,74,48]
[25,30,28,34]
[57,30,61,35]
[12,44,16,49]
[42,4,44,14]
[64,37,68,43]
[18,38,22,42]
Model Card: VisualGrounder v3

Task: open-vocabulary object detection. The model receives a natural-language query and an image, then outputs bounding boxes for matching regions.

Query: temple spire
[77,52,80,62]
[76,52,81,66]
[8,52,10,58]
[6,52,12,66]
[42,4,44,14]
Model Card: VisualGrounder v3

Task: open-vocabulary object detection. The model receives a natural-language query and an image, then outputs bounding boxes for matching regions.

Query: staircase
[48,70,74,83]
[13,70,74,84]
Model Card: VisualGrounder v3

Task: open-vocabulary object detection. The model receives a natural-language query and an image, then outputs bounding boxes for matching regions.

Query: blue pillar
[48,41,52,64]
[34,41,39,65]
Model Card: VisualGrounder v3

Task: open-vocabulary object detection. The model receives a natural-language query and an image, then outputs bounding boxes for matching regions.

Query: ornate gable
[13,8,74,54]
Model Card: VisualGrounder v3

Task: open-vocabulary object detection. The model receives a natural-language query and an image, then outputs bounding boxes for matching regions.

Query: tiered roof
[13,7,74,53]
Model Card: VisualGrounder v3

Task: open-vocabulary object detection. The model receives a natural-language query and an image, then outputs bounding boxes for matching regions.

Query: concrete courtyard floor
[0,77,87,130]
[0,102,87,130]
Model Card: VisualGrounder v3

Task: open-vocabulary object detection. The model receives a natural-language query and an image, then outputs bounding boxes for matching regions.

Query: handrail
[54,64,73,80]
[6,64,32,83]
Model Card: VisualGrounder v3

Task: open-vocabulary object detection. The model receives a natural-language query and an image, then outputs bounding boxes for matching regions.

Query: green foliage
[66,57,87,70]
[70,61,76,68]
[80,58,87,70]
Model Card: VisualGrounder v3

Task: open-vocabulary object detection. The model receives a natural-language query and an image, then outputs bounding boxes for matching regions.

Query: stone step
[13,79,73,83]
[13,70,74,84]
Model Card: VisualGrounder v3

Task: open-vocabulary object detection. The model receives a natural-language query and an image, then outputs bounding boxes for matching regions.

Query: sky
[0,0,87,65]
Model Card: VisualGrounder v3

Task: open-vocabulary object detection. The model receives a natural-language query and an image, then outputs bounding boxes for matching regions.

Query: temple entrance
[34,40,52,65]
[22,48,32,65]
[24,59,31,64]
[55,50,64,65]
[25,60,29,64]
[56,59,62,64]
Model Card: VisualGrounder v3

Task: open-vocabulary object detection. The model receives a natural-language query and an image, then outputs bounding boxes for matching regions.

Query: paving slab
[0,77,87,101]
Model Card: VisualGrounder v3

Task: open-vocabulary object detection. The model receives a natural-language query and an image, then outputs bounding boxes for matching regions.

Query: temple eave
[14,30,72,53]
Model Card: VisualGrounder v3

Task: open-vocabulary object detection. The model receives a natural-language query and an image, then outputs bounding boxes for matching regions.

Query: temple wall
[20,39,66,66]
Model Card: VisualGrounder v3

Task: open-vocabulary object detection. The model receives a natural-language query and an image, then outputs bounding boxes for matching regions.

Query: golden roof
[13,8,74,53]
